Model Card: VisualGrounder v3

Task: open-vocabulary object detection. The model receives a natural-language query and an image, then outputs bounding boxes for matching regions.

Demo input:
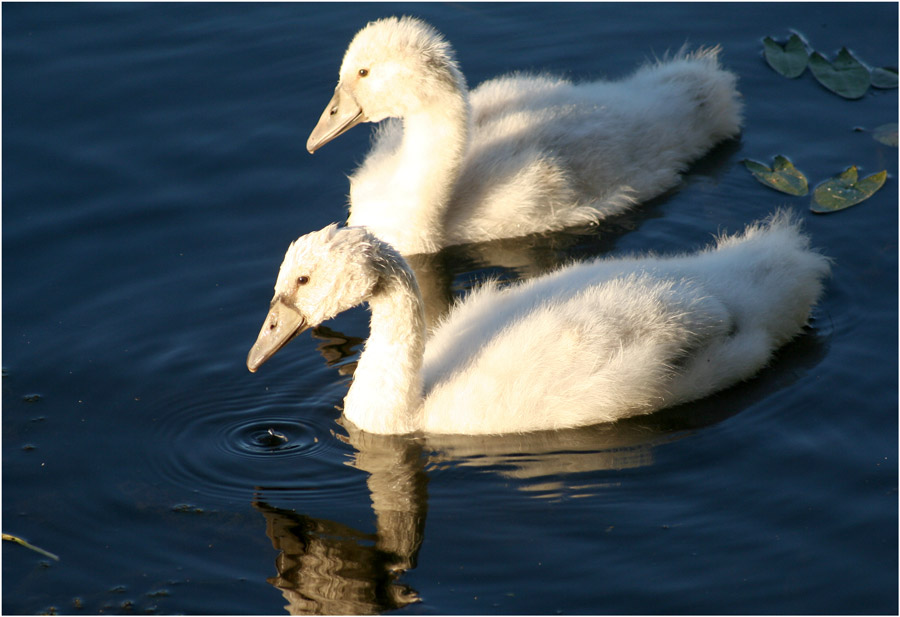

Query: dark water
[3,3,897,614]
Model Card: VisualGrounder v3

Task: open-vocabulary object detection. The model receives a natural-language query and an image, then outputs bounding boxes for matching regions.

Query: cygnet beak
[306,83,366,153]
[247,299,310,372]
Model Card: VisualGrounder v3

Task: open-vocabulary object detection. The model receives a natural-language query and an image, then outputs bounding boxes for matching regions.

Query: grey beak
[306,83,366,153]
[247,299,310,372]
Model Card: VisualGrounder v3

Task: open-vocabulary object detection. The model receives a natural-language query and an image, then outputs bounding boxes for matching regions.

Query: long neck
[400,86,470,207]
[350,82,471,255]
[342,252,427,434]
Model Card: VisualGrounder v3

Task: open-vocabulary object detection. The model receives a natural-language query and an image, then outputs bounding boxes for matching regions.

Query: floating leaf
[743,155,809,195]
[872,123,898,147]
[809,48,871,99]
[811,166,887,213]
[762,34,809,78]
[871,67,898,89]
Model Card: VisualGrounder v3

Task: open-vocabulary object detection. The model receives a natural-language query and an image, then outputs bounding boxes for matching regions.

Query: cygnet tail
[661,210,830,408]
[709,210,831,347]
[558,47,744,222]
[663,46,744,145]
[608,46,743,202]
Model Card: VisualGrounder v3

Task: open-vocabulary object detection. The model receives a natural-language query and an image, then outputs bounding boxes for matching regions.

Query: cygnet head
[307,16,467,152]
[247,224,381,372]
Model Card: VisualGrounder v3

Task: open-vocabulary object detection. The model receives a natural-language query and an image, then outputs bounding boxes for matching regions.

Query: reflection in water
[254,430,428,615]
[254,500,420,615]
[310,325,363,376]
[427,421,671,479]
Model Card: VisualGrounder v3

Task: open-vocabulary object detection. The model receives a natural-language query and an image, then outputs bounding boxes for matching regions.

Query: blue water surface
[3,3,897,614]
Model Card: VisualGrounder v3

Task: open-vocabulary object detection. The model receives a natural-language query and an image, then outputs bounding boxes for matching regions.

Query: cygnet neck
[401,87,471,196]
[350,80,472,254]
[341,246,427,434]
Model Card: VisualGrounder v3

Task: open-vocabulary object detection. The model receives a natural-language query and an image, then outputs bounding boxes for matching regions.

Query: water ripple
[145,377,357,503]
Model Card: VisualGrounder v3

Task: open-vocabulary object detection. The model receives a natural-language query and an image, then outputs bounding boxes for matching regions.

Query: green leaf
[762,34,809,78]
[871,67,898,89]
[743,155,809,196]
[808,48,871,99]
[872,123,898,147]
[811,166,887,213]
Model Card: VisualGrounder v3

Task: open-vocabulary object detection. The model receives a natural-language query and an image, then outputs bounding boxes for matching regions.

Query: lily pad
[872,123,898,147]
[809,48,871,99]
[871,67,898,89]
[762,34,809,78]
[743,156,809,195]
[811,166,887,213]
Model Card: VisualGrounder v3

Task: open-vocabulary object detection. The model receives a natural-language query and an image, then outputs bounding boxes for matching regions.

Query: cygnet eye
[297,275,310,286]
[358,68,369,77]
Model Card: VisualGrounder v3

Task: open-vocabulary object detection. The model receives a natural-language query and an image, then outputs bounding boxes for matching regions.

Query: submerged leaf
[809,48,871,99]
[871,67,899,89]
[811,166,887,212]
[872,123,899,147]
[762,34,809,78]
[743,155,809,195]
